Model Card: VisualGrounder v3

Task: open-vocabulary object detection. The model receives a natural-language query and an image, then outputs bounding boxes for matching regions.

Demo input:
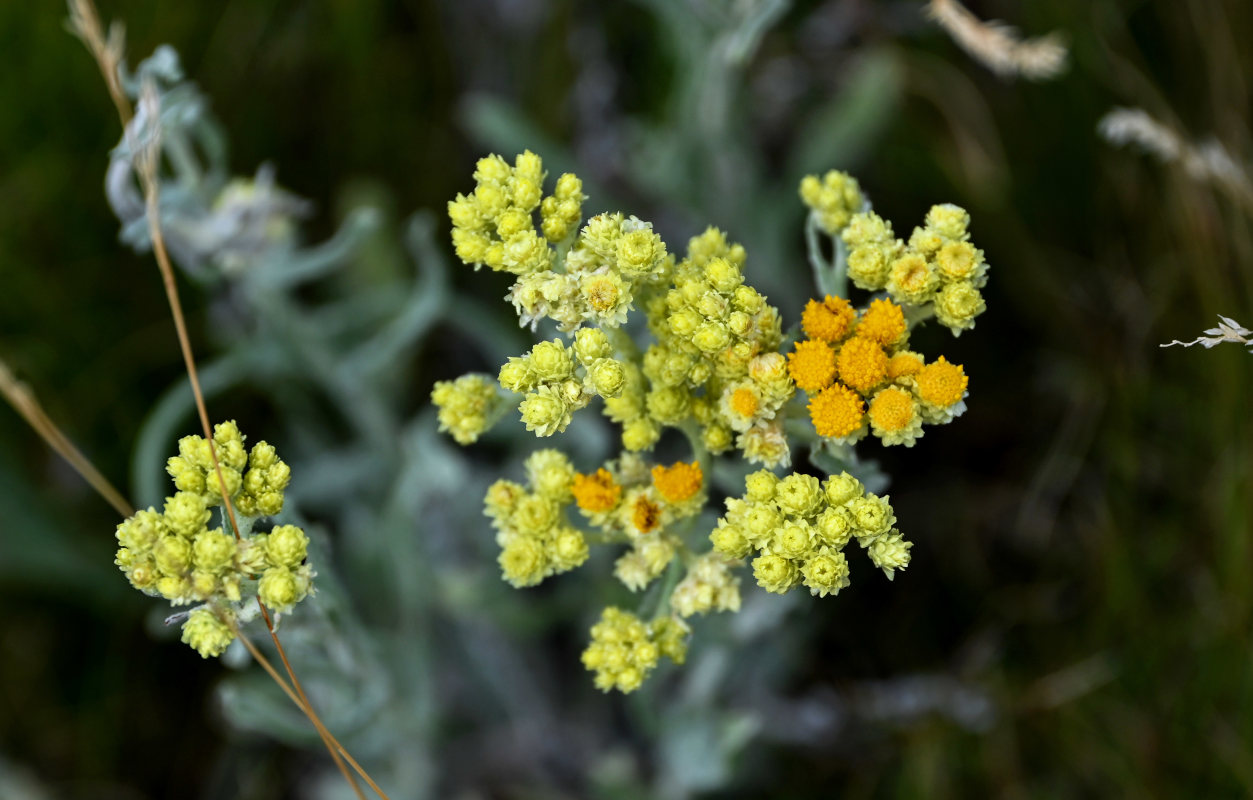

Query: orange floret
[835,336,888,394]
[572,468,622,512]
[801,295,856,342]
[808,383,865,438]
[632,495,662,534]
[868,386,915,432]
[887,351,924,380]
[730,387,760,418]
[857,298,907,347]
[651,461,704,504]
[787,339,837,392]
[916,357,968,407]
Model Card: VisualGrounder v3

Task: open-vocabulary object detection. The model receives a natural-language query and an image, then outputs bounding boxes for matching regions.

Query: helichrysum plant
[434,153,990,693]
[114,420,312,657]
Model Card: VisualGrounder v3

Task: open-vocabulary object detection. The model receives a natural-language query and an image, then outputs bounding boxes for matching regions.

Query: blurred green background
[2,0,1252,797]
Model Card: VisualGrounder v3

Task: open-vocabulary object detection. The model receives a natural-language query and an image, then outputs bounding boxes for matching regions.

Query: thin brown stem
[0,359,134,518]
[227,619,368,799]
[258,603,392,800]
[70,4,386,798]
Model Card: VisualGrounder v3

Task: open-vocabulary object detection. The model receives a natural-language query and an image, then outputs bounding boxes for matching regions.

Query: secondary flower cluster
[840,203,988,336]
[484,449,590,588]
[711,470,912,596]
[500,331,628,436]
[114,421,313,658]
[437,154,986,694]
[788,294,969,447]
[570,455,706,592]
[638,229,794,466]
[581,607,689,693]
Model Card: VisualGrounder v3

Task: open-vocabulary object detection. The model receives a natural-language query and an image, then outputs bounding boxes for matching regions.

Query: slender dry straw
[0,359,134,518]
[926,0,1068,81]
[68,2,386,796]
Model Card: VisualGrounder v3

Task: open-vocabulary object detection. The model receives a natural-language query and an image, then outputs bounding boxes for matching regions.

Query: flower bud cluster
[799,169,865,234]
[118,423,313,658]
[569,455,706,593]
[581,607,689,693]
[638,227,795,466]
[669,552,742,618]
[842,203,988,336]
[431,373,506,445]
[498,333,628,437]
[483,449,589,588]
[448,150,579,274]
[788,294,968,447]
[505,211,669,331]
[710,470,913,596]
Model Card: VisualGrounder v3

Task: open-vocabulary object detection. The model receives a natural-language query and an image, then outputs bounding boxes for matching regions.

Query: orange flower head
[835,336,888,394]
[572,468,621,512]
[857,298,907,347]
[801,295,856,342]
[916,357,967,407]
[651,461,704,504]
[868,387,915,432]
[787,339,836,392]
[808,383,865,438]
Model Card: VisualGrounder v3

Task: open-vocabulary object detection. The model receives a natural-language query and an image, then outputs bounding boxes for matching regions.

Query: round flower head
[519,386,572,437]
[580,272,632,326]
[936,241,985,285]
[721,383,763,432]
[925,203,970,241]
[823,472,864,507]
[801,546,851,597]
[869,530,913,580]
[868,386,924,447]
[887,351,925,381]
[808,382,865,440]
[774,473,824,519]
[934,281,986,336]
[525,449,576,501]
[181,607,235,659]
[652,461,703,505]
[737,421,791,469]
[752,553,799,594]
[572,327,612,364]
[772,520,815,560]
[916,357,968,409]
[587,358,627,398]
[857,298,907,348]
[549,527,590,572]
[788,340,837,392]
[528,340,574,382]
[887,253,940,306]
[710,520,752,559]
[743,469,779,503]
[846,244,893,290]
[801,295,856,342]
[836,337,888,394]
[499,536,549,587]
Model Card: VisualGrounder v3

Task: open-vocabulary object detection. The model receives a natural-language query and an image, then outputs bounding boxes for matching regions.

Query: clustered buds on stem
[115,421,313,657]
[433,155,989,693]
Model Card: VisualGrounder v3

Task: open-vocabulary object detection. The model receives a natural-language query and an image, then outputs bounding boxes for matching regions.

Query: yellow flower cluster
[669,552,742,617]
[636,227,795,466]
[842,203,988,336]
[710,470,912,596]
[799,169,864,234]
[788,295,968,447]
[448,150,582,273]
[167,421,290,515]
[483,449,590,588]
[431,373,505,445]
[581,607,689,693]
[568,454,706,592]
[117,422,313,658]
[497,331,627,437]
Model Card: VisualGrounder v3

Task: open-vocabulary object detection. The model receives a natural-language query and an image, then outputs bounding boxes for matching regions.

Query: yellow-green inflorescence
[438,153,983,693]
[115,421,313,658]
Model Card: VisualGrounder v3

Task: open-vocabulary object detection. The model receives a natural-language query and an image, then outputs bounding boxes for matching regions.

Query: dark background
[2,0,1252,797]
